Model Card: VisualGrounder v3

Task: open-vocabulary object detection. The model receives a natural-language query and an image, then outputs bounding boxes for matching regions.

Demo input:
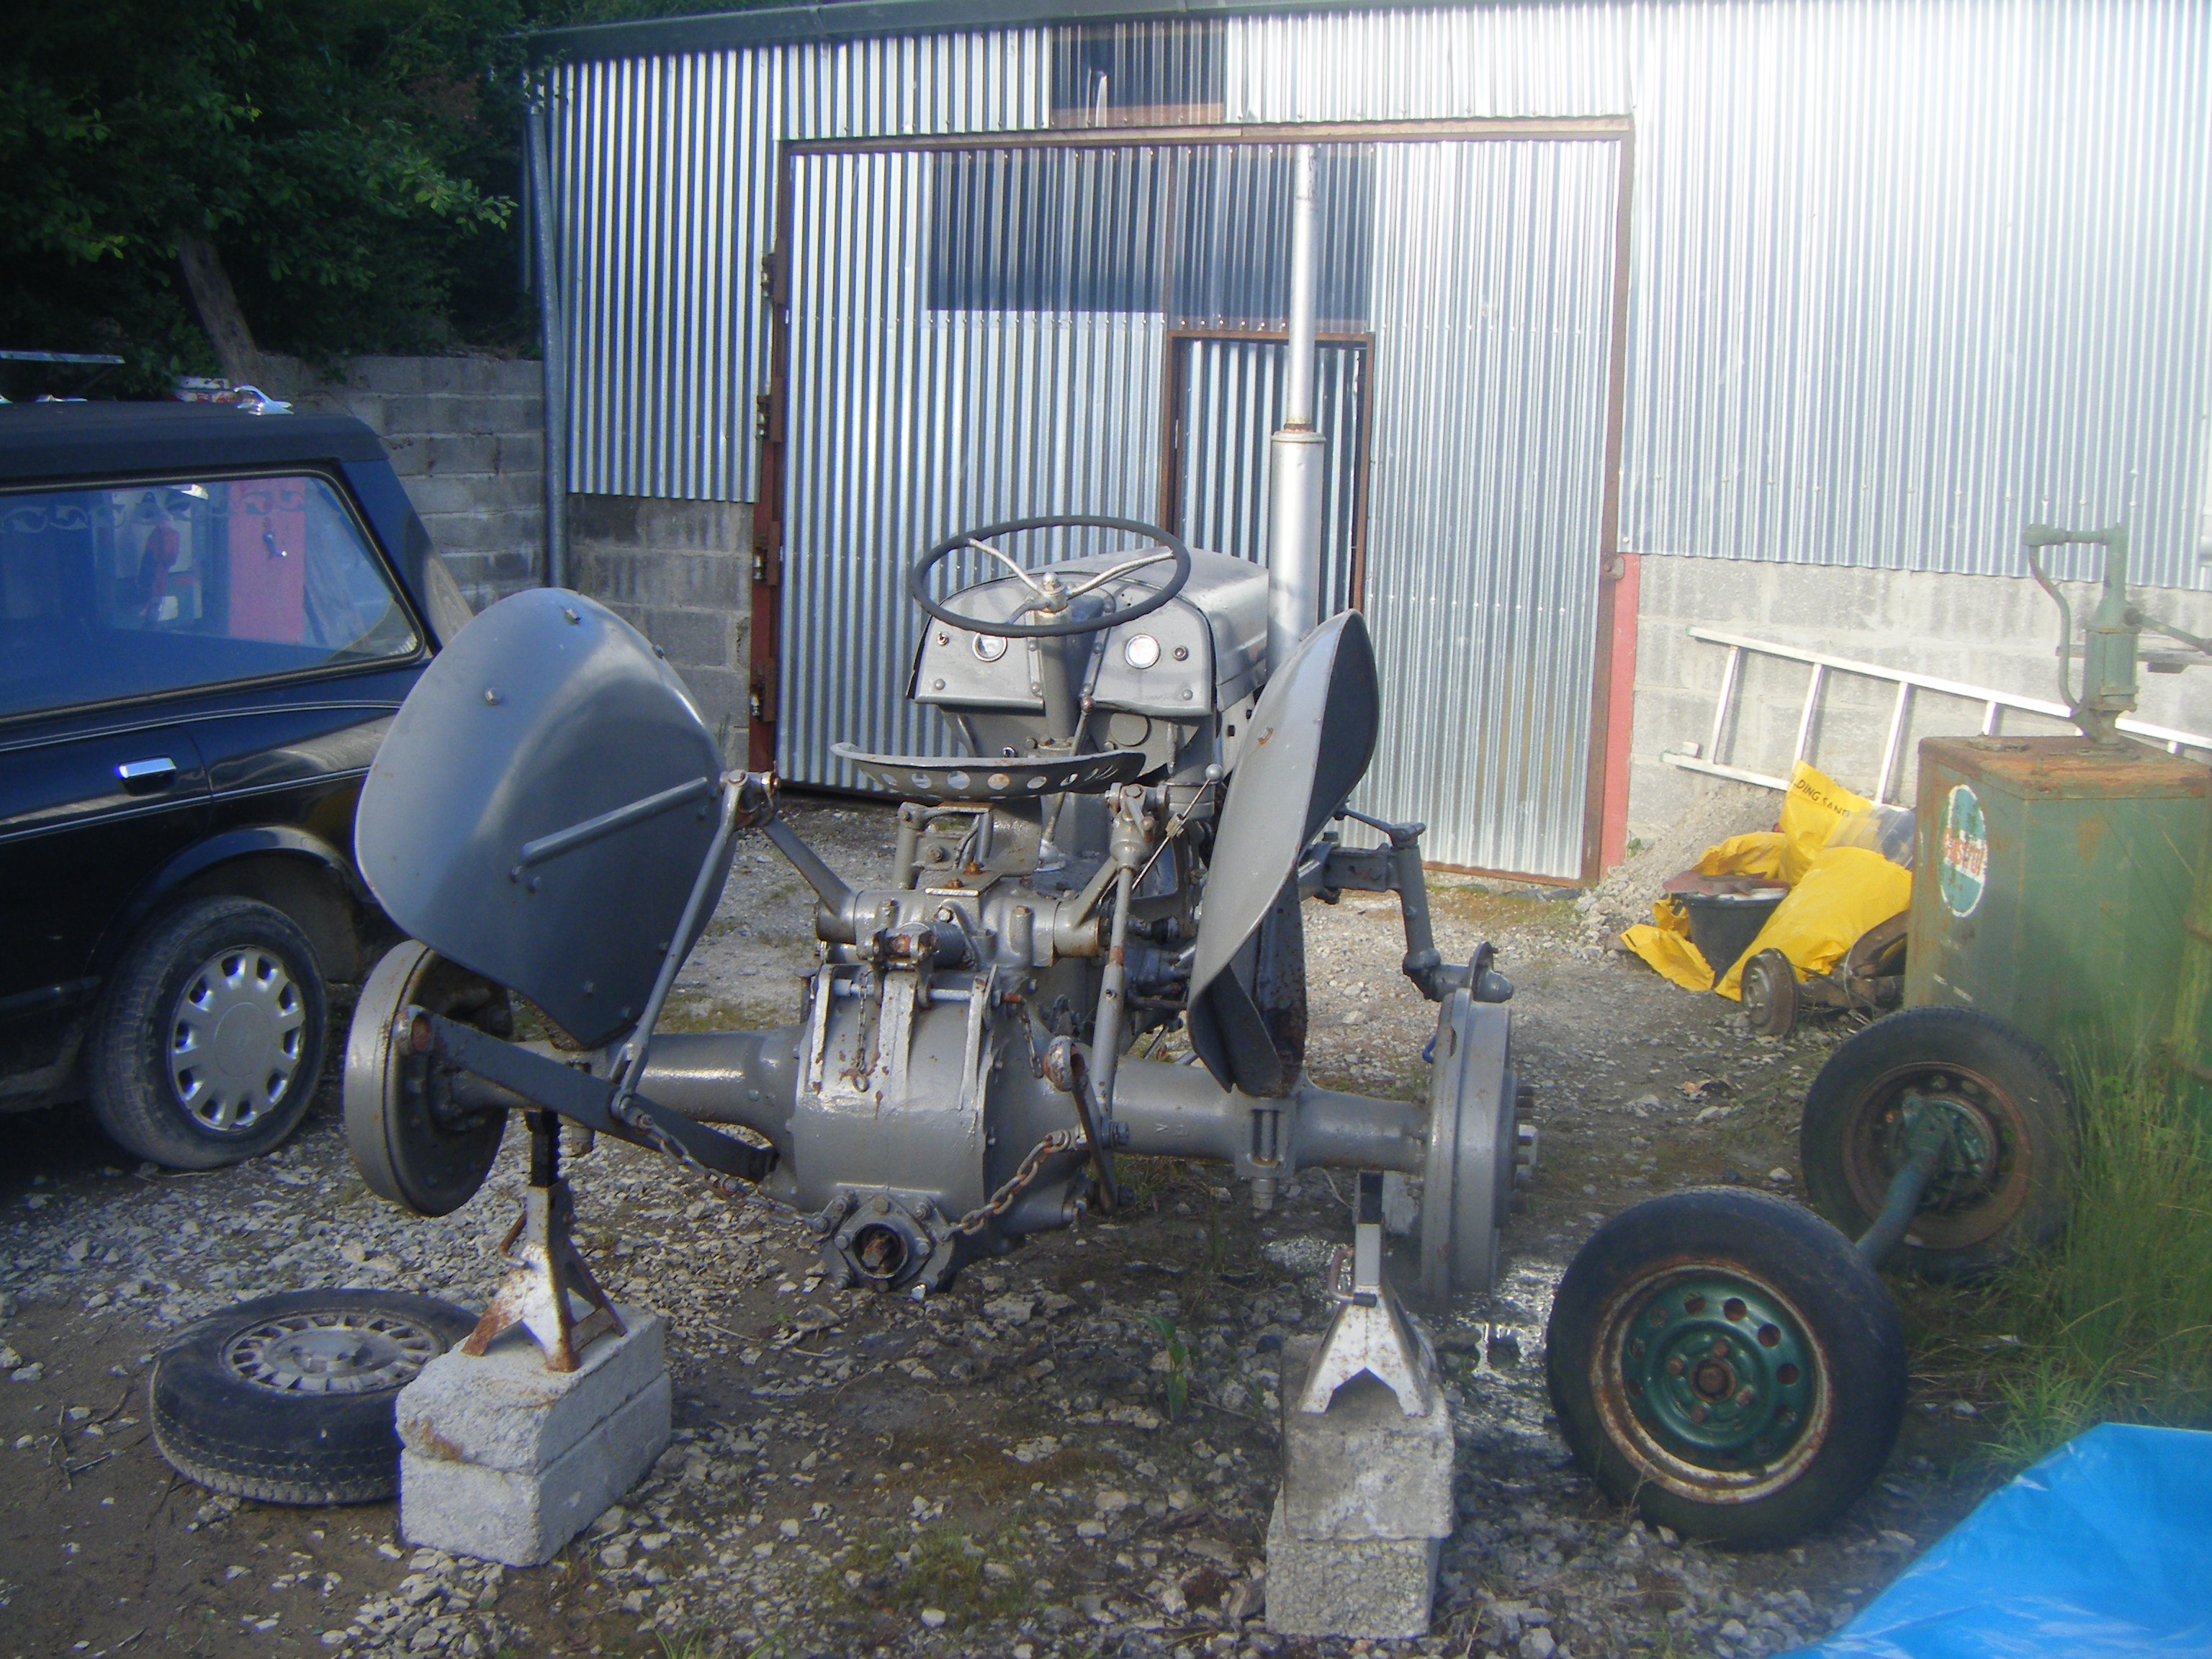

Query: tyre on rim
[1546,1187,1907,1547]
[88,895,328,1169]
[150,1290,477,1505]
[1801,1006,2076,1282]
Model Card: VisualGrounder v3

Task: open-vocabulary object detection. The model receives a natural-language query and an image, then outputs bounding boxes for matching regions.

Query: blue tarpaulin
[1786,1424,2212,1658]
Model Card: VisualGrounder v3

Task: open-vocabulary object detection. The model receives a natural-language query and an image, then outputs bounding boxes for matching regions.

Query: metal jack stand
[462,1110,625,1372]
[1298,1172,1439,1419]
[1272,1169,1455,1640]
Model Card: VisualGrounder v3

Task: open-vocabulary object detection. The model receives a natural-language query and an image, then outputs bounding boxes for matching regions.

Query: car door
[180,473,423,873]
[2,465,428,1025]
[0,716,216,1013]
[0,456,225,1034]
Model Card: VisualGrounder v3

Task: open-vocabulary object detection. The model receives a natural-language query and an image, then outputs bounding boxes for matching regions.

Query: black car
[1,402,473,1168]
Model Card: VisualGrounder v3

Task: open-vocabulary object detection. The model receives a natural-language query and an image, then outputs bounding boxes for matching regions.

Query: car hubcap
[1593,1266,1830,1502]
[170,947,305,1133]
[224,1311,441,1395]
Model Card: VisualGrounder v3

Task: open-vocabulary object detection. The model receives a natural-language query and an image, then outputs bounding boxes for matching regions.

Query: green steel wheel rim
[1591,1264,1834,1505]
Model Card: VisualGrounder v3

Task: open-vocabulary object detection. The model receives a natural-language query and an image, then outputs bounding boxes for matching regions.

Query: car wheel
[1801,1006,2076,1281]
[88,895,328,1169]
[1545,1187,1907,1547]
[150,1290,477,1504]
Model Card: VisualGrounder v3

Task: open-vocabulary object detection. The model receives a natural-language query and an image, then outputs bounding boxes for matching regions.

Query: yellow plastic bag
[1714,845,1912,1000]
[1693,831,1787,881]
[1779,763,1871,885]
[1622,896,1717,992]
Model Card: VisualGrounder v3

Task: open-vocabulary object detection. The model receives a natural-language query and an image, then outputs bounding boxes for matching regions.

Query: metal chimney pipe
[1267,144,1326,673]
[525,94,571,592]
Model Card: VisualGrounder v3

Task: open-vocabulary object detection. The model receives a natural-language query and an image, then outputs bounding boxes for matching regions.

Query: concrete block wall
[268,354,546,611]
[568,495,752,763]
[1627,557,2212,838]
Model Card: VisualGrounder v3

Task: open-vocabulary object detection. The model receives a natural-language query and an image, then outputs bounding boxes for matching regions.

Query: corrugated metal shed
[541,0,2212,590]
[532,0,2212,878]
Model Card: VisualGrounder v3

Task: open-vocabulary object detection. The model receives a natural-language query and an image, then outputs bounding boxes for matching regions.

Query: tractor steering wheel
[908,514,1193,641]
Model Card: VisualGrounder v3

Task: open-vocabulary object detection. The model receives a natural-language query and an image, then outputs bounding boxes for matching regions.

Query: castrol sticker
[1938,785,1987,918]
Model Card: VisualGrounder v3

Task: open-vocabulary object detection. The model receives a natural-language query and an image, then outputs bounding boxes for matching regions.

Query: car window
[1,474,420,718]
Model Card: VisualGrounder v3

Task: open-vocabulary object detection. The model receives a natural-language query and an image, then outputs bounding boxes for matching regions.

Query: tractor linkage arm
[1300,808,1516,1006]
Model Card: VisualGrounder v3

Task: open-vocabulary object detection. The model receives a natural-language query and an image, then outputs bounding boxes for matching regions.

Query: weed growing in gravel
[1143,1313,1192,1419]
[1933,1069,2212,1467]
[822,1521,1030,1630]
[1118,1154,1178,1212]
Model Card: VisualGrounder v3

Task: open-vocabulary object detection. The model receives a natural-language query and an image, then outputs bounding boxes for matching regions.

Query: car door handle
[116,757,179,795]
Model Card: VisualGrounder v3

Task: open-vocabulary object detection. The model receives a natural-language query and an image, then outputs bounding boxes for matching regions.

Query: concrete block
[637,498,748,554]
[570,494,644,545]
[1264,1496,1439,1641]
[677,665,750,758]
[333,357,405,395]
[396,1308,665,1473]
[1278,1349,1452,1542]
[456,394,539,436]
[378,392,451,436]
[490,358,544,395]
[642,606,732,670]
[381,433,428,477]
[403,475,482,518]
[400,1371,670,1568]
[397,1305,669,1568]
[426,433,498,477]
[428,508,542,555]
[326,392,387,436]
[494,431,545,473]
[1267,1332,1451,1642]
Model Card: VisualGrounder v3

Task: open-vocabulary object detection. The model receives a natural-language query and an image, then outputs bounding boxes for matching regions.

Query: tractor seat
[832,743,1146,803]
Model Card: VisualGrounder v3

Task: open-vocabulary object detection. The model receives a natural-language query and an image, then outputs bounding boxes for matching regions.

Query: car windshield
[0,473,419,719]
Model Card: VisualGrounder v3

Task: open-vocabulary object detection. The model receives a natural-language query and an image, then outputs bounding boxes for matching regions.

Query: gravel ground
[0,798,1995,1659]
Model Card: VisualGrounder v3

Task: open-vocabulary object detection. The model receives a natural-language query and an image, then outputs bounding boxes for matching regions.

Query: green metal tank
[1907,736,2208,1070]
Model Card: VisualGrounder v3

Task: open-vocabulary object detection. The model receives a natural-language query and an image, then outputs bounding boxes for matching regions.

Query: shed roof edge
[525,0,1479,64]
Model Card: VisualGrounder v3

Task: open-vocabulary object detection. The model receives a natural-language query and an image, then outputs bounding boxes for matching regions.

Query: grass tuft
[1983,1068,2212,1465]
[819,1521,1031,1632]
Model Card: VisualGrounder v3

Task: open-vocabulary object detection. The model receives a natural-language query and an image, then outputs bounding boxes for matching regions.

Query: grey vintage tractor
[343,513,1903,1545]
[346,517,1524,1324]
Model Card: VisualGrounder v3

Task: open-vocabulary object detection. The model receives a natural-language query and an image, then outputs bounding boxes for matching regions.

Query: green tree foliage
[0,0,738,392]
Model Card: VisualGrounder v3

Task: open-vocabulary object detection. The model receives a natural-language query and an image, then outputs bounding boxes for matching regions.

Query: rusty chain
[953,1128,1089,1236]
[610,1098,752,1200]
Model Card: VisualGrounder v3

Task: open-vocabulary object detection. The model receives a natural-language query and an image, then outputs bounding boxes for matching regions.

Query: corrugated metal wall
[549,32,1049,501]
[1173,337,1365,613]
[773,135,1620,876]
[550,0,2212,590]
[778,147,1167,790]
[1356,140,1619,874]
[1227,0,2212,590]
[541,0,2211,878]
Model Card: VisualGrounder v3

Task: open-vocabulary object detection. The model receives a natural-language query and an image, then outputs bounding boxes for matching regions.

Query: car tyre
[89,895,328,1169]
[1801,1006,2076,1281]
[1545,1187,1907,1547]
[150,1290,477,1504]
